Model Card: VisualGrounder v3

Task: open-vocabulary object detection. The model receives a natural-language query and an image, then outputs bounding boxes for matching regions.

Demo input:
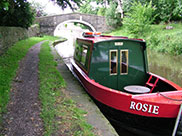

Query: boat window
[120,50,128,74]
[110,50,118,75]
[81,45,88,66]
[74,43,82,62]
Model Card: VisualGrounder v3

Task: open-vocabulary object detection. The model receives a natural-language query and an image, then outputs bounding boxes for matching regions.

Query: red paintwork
[71,59,182,118]
[81,35,144,43]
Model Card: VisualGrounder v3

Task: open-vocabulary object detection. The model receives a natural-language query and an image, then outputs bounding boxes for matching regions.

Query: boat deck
[133,91,182,104]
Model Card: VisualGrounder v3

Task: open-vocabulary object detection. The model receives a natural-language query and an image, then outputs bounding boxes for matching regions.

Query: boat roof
[78,33,146,44]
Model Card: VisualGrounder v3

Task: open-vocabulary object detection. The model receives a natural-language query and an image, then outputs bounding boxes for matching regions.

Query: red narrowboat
[68,32,182,136]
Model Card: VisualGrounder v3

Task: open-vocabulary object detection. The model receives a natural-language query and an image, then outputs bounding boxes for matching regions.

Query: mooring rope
[158,92,182,101]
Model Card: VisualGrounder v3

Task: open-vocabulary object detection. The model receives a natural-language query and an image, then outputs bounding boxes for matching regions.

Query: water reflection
[147,50,182,87]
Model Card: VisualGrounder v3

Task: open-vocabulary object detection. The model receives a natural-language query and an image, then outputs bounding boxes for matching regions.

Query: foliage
[0,0,9,10]
[97,7,106,16]
[122,0,133,13]
[107,23,182,56]
[146,28,182,55]
[93,0,111,5]
[78,1,98,15]
[0,0,35,28]
[50,0,83,10]
[122,0,182,23]
[105,2,122,29]
[78,0,114,16]
[153,0,182,23]
[123,1,155,37]
[30,1,47,17]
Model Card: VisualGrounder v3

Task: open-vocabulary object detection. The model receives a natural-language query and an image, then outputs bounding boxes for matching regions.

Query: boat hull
[94,98,175,136]
[70,59,182,136]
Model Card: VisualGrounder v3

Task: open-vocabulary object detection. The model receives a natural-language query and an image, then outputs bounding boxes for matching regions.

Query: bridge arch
[36,13,108,35]
[54,20,96,33]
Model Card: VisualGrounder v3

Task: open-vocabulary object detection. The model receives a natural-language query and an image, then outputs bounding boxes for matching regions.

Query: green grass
[38,40,65,135]
[39,40,95,136]
[107,22,182,55]
[0,35,95,135]
[0,37,49,115]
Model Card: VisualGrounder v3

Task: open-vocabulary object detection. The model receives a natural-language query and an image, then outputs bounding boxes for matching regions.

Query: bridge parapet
[35,13,109,35]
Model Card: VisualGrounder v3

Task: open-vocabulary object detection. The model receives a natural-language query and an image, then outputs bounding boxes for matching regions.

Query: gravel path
[1,41,45,136]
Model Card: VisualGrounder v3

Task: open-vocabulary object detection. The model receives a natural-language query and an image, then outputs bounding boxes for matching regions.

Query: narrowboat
[69,32,182,136]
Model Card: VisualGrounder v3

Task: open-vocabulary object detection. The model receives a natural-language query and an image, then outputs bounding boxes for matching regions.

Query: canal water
[147,50,182,88]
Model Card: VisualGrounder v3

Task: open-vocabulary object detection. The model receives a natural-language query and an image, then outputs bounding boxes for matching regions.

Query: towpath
[1,41,45,136]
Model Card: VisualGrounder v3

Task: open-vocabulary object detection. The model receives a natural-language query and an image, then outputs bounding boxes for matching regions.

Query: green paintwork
[75,38,149,91]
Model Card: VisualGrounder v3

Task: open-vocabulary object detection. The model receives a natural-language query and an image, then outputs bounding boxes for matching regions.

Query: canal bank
[52,42,119,136]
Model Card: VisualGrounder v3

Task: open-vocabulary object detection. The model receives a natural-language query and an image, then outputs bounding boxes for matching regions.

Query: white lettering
[115,42,123,46]
[130,101,136,110]
[148,105,153,113]
[136,103,142,111]
[152,106,159,114]
[129,101,159,115]
[142,104,148,112]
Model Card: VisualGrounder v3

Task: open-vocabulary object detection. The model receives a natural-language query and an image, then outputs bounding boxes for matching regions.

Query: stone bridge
[35,13,109,35]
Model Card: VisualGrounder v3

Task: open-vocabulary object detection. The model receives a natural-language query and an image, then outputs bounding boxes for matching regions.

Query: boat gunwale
[71,59,182,118]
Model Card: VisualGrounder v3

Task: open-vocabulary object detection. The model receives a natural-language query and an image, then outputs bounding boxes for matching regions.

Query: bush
[123,1,156,38]
[105,2,122,29]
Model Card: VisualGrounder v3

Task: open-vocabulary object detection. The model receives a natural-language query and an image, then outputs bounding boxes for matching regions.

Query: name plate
[115,42,123,46]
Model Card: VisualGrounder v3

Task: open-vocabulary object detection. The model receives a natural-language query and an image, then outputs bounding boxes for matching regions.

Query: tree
[0,0,9,10]
[78,0,98,15]
[154,0,182,23]
[105,2,122,28]
[0,0,35,28]
[115,0,124,18]
[30,1,47,17]
[50,0,83,11]
[123,1,156,37]
[122,0,182,23]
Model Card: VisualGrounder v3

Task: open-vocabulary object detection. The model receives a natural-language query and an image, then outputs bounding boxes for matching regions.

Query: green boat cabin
[74,33,150,92]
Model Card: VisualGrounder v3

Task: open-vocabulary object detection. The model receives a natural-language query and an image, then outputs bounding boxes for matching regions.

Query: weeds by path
[0,36,96,136]
[39,41,95,136]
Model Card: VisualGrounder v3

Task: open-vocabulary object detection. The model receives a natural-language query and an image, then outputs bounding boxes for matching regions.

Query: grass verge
[39,41,95,136]
[0,36,52,118]
[107,22,182,56]
[0,36,61,130]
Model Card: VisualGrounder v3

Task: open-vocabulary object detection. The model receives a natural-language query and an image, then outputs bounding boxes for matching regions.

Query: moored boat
[68,32,182,136]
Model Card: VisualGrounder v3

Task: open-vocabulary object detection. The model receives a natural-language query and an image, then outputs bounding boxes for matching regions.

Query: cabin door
[109,49,129,90]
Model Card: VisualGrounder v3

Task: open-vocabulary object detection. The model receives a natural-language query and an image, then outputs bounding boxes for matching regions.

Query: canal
[148,50,182,87]
[54,25,182,135]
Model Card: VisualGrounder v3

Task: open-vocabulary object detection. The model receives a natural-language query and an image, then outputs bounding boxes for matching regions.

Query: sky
[27,0,72,15]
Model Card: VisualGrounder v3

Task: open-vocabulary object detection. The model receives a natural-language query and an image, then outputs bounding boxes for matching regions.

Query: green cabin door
[109,42,147,91]
[109,50,118,90]
[109,49,129,90]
